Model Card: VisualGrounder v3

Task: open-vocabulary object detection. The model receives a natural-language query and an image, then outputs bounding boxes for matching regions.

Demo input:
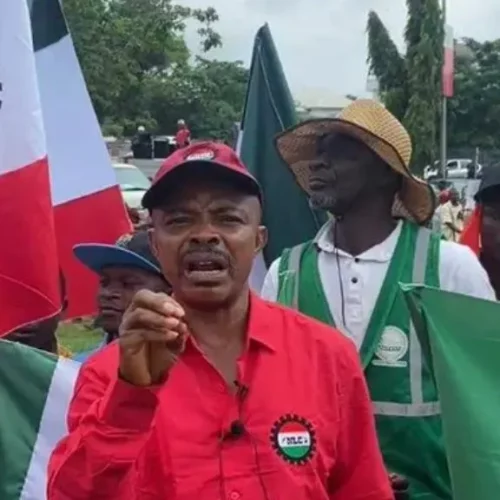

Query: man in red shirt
[47,142,393,499]
[175,119,191,149]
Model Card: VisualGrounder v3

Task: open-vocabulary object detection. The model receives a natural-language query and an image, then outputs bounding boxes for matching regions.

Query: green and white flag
[237,24,327,291]
[0,340,80,500]
[402,285,500,500]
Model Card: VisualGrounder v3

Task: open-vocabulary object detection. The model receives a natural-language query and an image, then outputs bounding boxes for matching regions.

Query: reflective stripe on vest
[284,227,441,418]
[288,242,305,310]
[373,227,441,418]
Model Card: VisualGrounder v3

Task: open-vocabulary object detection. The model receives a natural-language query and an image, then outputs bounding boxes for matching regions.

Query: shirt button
[229,491,241,500]
[351,277,358,284]
[354,258,360,263]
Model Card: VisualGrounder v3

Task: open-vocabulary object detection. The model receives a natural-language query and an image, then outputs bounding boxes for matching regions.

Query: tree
[143,58,249,141]
[448,39,500,150]
[367,12,407,119]
[367,1,443,172]
[62,0,226,135]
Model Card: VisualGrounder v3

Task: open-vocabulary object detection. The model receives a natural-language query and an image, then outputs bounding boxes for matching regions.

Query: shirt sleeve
[328,341,394,500]
[439,241,496,301]
[47,355,168,500]
[260,258,280,302]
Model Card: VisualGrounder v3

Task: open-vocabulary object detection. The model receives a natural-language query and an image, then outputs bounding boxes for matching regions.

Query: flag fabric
[237,24,326,291]
[0,0,61,336]
[442,25,454,98]
[30,0,131,318]
[459,206,481,255]
[0,340,80,500]
[402,284,500,500]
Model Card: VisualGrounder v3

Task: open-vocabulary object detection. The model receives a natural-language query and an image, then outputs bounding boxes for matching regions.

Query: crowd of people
[5,99,500,498]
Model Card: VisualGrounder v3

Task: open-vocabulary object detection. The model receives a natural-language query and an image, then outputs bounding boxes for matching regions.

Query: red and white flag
[0,0,61,336]
[31,0,131,317]
[442,25,455,98]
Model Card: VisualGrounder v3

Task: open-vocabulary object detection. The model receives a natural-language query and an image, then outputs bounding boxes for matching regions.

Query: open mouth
[99,306,122,316]
[183,253,229,283]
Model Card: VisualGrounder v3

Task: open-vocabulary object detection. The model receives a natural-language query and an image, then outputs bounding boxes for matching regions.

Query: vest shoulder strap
[277,242,308,308]
[412,226,431,283]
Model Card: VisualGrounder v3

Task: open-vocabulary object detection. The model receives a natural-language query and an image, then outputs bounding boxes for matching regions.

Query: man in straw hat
[261,99,495,499]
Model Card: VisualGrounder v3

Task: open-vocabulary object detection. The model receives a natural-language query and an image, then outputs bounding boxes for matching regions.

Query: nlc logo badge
[270,414,316,465]
[372,326,409,368]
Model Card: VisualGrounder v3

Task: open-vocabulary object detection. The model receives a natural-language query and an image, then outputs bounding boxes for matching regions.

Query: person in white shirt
[261,99,495,500]
[440,188,464,241]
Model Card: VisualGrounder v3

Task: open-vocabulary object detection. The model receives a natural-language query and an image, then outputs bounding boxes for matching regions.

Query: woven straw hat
[275,99,436,224]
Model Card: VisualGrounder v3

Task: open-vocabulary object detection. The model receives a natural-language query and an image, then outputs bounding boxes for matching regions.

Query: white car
[113,162,151,212]
[423,159,482,180]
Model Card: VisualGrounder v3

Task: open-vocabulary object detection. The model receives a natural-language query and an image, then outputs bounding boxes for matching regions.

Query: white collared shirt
[260,220,496,349]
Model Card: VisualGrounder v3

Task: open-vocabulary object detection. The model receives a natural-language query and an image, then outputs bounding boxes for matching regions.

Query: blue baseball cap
[73,231,162,276]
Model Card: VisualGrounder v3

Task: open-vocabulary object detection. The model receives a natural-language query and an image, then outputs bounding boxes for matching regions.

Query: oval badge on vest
[372,326,408,368]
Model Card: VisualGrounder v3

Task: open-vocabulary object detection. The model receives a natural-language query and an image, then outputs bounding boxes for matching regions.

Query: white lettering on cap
[185,150,215,161]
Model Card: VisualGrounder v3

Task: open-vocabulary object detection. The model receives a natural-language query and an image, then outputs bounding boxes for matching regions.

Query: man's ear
[256,226,268,255]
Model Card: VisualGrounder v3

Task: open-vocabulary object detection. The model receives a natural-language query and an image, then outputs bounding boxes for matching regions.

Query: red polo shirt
[48,295,392,500]
[176,128,190,148]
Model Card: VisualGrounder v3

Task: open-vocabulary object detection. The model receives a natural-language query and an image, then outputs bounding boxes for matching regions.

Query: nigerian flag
[0,341,80,500]
[402,285,500,500]
[237,24,326,291]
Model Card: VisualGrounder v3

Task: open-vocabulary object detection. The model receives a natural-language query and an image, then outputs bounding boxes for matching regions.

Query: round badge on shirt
[270,414,316,464]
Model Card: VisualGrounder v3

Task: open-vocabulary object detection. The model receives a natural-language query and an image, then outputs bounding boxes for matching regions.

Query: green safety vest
[277,221,452,500]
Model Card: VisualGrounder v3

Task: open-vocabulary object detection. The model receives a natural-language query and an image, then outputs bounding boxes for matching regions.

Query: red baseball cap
[142,141,262,209]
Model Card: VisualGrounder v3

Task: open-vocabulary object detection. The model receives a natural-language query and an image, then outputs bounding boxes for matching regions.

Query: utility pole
[440,0,448,179]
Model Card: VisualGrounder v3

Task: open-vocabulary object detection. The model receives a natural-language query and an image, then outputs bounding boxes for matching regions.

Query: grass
[57,320,104,354]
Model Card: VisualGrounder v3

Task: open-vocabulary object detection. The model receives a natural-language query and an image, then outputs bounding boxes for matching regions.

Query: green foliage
[448,39,500,149]
[367,12,407,119]
[367,0,443,173]
[143,58,248,141]
[403,0,443,170]
[57,320,104,353]
[62,0,245,139]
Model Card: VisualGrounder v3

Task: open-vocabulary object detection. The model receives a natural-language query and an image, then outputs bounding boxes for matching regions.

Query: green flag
[402,284,500,499]
[0,340,80,499]
[237,24,326,289]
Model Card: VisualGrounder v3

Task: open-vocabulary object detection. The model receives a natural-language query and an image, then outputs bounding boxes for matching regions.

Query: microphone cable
[217,381,270,500]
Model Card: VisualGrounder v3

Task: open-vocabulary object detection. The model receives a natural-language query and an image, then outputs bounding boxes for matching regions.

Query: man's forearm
[48,379,162,499]
[445,222,461,234]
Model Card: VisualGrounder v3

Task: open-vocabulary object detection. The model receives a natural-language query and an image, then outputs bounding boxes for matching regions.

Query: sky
[178,0,500,99]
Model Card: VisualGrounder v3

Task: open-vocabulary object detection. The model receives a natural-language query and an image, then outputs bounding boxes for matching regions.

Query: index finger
[130,289,185,318]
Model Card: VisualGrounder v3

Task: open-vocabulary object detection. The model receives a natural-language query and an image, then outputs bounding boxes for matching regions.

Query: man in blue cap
[72,230,171,361]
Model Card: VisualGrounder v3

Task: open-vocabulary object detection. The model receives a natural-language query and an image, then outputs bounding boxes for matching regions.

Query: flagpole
[440,0,447,179]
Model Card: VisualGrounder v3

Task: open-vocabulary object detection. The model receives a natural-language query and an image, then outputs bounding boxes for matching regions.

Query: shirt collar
[314,218,403,263]
[183,293,276,354]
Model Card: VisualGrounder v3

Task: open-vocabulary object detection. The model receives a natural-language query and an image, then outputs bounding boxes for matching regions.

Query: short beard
[309,193,336,211]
